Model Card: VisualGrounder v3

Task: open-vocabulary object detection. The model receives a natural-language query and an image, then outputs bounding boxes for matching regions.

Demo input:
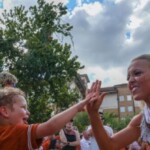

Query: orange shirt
[42,138,51,150]
[76,145,81,150]
[0,124,42,150]
[42,135,62,150]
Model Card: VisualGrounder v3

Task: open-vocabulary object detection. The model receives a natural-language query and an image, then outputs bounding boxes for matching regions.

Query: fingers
[85,81,99,101]
[85,80,104,109]
[91,80,100,92]
[89,93,98,103]
[100,92,107,100]
[88,81,96,93]
[90,92,107,104]
[88,80,101,94]
[94,80,101,93]
[86,91,107,113]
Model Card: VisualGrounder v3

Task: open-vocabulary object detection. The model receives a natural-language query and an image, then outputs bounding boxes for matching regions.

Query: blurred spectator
[42,134,62,150]
[87,112,113,150]
[80,129,90,150]
[59,119,80,150]
[0,71,18,88]
[129,140,141,150]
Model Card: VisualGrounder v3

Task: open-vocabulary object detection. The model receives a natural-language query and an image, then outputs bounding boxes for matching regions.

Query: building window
[127,95,132,101]
[128,106,133,112]
[120,106,125,112]
[119,96,124,101]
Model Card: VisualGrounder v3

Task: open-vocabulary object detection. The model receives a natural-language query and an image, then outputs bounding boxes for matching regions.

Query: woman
[87,54,150,150]
[59,119,80,150]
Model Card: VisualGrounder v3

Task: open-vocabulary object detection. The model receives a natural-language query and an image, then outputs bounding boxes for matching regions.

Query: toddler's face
[8,95,30,125]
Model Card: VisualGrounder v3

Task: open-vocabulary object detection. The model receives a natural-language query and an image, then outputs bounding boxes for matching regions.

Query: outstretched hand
[86,80,107,114]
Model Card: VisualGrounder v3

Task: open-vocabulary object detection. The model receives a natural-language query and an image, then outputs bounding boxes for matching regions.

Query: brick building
[100,84,141,119]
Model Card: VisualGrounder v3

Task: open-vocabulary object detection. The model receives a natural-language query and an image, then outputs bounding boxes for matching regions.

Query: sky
[0,0,150,87]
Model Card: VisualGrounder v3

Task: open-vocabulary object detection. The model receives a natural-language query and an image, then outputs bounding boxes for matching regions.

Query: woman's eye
[134,71,142,76]
[127,71,142,80]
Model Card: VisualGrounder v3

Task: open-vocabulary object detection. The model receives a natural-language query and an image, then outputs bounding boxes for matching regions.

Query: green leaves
[0,0,82,123]
[74,112,90,132]
[103,112,132,131]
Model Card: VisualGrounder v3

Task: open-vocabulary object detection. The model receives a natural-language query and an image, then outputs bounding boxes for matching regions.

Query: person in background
[42,134,62,150]
[42,136,51,150]
[0,71,18,88]
[0,80,98,149]
[59,119,80,150]
[87,54,150,150]
[49,134,62,150]
[80,129,90,150]
[87,112,113,150]
[128,140,141,150]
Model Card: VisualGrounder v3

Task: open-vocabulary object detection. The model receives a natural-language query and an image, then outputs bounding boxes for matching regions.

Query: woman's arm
[86,80,142,150]
[88,109,142,150]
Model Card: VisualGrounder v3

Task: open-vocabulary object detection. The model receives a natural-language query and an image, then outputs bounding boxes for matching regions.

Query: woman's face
[65,121,73,131]
[127,59,150,102]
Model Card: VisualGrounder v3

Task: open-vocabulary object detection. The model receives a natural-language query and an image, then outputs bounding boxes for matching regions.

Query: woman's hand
[86,80,107,114]
[77,80,103,112]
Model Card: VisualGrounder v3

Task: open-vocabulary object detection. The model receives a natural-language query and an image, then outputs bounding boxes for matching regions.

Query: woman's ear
[0,106,9,118]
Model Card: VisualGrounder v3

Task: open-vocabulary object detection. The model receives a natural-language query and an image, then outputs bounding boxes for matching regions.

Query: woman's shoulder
[129,113,143,127]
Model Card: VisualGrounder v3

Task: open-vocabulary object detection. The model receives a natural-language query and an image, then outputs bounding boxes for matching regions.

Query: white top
[90,136,99,150]
[88,125,113,150]
[103,125,113,136]
[80,137,91,150]
[129,141,141,150]
[141,107,150,144]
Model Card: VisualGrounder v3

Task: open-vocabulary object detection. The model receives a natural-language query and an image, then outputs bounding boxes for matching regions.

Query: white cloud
[65,0,150,86]
[45,0,69,4]
[133,0,149,11]
[128,16,143,29]
[114,0,124,3]
[81,2,103,16]
[1,0,150,88]
[76,0,82,6]
[69,1,103,17]
[79,66,127,88]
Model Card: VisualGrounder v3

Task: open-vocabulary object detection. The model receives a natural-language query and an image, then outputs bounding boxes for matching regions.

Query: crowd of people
[0,54,150,150]
[42,113,114,150]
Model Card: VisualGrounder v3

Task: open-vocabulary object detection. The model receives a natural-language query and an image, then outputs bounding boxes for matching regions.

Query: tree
[103,112,132,132]
[73,111,90,132]
[0,0,83,123]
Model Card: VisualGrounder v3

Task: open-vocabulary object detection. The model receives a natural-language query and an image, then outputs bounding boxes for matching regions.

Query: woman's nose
[128,75,135,83]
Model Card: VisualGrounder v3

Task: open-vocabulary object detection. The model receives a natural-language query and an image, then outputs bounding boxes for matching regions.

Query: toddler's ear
[0,106,9,118]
